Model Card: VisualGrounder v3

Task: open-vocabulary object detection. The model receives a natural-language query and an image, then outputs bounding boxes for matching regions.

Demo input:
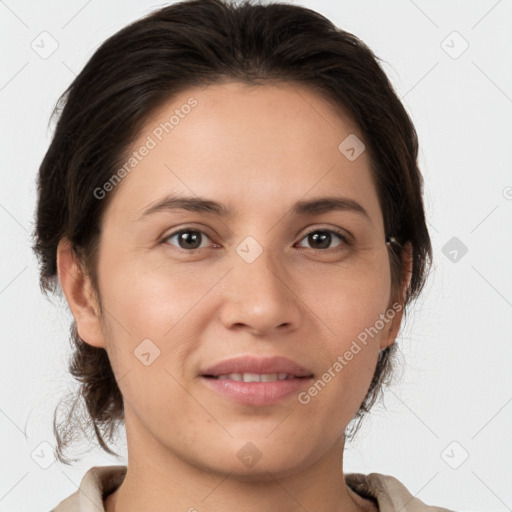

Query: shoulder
[345,472,456,512]
[51,466,127,512]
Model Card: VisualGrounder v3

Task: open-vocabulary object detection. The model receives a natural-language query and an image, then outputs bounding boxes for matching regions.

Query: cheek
[94,253,217,424]
[299,251,392,404]
[295,263,392,431]
[305,251,392,347]
[95,248,230,373]
[98,243,219,330]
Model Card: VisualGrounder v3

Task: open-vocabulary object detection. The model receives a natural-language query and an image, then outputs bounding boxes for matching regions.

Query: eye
[162,227,349,252]
[164,229,215,251]
[296,229,349,250]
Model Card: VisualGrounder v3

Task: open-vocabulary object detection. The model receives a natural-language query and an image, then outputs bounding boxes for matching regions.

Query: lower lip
[201,376,312,405]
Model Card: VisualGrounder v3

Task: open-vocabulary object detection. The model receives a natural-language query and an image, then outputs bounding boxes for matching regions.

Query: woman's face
[77,81,404,476]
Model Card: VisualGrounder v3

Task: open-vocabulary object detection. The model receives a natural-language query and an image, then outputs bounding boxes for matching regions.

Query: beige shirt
[51,465,455,511]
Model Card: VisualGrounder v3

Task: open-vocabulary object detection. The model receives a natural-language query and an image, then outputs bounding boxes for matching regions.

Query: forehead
[150,80,363,154]
[103,80,382,227]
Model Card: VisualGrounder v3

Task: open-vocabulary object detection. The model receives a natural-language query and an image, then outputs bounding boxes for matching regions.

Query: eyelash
[162,227,350,253]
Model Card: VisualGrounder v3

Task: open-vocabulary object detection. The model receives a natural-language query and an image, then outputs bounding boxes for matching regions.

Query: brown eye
[165,229,210,250]
[296,230,348,250]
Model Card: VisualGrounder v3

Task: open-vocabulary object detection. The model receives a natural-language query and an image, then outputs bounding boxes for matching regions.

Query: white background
[1,1,511,511]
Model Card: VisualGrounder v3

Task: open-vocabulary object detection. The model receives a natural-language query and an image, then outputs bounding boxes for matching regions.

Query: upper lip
[201,356,314,377]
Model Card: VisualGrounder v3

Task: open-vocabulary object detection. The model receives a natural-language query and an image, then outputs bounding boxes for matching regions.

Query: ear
[56,238,107,349]
[379,241,413,350]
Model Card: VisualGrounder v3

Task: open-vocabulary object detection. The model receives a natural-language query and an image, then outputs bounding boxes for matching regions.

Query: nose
[219,247,302,337]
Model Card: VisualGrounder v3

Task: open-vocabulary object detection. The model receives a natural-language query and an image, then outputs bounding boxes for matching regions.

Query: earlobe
[56,238,106,348]
[379,242,413,351]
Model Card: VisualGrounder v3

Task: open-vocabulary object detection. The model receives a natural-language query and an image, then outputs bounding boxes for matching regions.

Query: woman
[34,0,453,510]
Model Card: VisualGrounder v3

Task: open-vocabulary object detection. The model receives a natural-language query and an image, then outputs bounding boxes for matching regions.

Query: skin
[57,81,412,512]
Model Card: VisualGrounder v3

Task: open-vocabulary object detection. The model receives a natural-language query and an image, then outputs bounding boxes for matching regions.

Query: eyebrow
[137,194,370,221]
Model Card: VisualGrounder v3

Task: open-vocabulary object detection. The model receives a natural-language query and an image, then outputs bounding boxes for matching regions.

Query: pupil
[310,231,330,249]
[180,231,201,249]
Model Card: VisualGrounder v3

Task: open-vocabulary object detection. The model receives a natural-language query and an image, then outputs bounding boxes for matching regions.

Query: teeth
[243,373,261,382]
[214,373,293,382]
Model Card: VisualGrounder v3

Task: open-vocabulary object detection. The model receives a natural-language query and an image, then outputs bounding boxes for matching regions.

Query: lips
[200,356,314,405]
[200,356,314,379]
[215,372,294,382]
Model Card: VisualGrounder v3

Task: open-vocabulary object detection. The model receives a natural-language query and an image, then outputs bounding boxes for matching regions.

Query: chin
[198,443,315,481]
[212,460,308,482]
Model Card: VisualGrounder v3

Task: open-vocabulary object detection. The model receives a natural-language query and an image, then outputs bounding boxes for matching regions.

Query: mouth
[199,356,314,405]
[203,372,309,382]
[200,355,314,378]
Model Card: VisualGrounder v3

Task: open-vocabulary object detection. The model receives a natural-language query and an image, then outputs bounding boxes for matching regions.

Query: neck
[104,414,376,512]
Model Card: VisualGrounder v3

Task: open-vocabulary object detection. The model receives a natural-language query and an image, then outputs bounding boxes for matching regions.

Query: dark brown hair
[33,0,432,464]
